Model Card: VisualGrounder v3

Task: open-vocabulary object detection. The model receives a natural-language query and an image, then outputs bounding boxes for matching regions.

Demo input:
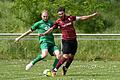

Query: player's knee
[54,50,61,59]
[69,54,74,58]
[56,54,62,59]
[41,53,47,58]
[63,54,69,59]
[41,49,48,58]
[55,55,59,59]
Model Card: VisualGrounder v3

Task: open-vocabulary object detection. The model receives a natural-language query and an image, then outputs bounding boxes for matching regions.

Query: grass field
[0,60,120,80]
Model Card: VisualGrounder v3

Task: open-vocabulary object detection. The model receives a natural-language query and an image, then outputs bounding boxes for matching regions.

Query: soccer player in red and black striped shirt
[40,7,98,77]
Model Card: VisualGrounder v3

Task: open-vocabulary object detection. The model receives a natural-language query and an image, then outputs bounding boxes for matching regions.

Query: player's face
[58,11,65,18]
[41,12,49,21]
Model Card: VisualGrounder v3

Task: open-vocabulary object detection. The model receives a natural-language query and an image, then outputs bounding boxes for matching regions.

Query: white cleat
[25,61,33,70]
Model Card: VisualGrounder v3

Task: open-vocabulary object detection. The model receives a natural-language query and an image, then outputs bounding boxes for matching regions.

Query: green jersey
[31,20,55,44]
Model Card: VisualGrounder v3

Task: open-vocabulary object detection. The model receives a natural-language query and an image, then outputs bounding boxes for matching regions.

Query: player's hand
[14,37,20,42]
[38,34,45,36]
[93,12,99,16]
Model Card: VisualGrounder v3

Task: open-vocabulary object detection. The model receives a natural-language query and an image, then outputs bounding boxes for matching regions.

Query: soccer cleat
[51,68,57,77]
[62,66,67,75]
[52,71,56,77]
[25,61,33,70]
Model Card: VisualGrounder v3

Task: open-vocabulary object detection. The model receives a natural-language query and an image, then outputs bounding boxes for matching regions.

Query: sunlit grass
[0,60,120,80]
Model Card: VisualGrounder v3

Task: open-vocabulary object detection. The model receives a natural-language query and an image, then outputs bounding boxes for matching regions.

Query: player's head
[57,7,65,18]
[41,10,49,21]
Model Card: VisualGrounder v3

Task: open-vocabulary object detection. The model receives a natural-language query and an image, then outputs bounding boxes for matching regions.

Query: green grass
[0,60,120,80]
[1,38,120,60]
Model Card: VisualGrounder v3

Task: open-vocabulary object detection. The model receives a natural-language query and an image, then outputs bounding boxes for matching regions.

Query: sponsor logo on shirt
[45,26,50,30]
[63,22,72,27]
[44,23,51,30]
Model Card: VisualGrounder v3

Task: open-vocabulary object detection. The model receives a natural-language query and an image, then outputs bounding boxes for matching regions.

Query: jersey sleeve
[69,16,76,21]
[31,22,40,31]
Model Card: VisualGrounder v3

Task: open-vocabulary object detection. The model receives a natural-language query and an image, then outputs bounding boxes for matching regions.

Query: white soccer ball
[43,69,52,77]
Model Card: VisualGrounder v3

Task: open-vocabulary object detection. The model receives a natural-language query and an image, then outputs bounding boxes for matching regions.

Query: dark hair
[57,7,65,13]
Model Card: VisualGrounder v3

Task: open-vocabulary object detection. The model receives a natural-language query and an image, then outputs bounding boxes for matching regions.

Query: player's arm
[38,27,54,36]
[15,21,40,42]
[38,22,58,36]
[15,29,33,42]
[76,12,98,20]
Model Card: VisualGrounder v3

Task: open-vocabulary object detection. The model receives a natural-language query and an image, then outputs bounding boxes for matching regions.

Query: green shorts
[40,42,59,56]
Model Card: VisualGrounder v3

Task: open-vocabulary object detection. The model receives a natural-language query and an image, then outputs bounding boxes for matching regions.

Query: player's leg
[52,54,69,76]
[48,45,60,69]
[62,39,77,75]
[52,50,60,69]
[52,58,59,69]
[62,54,74,75]
[32,49,48,65]
[63,54,74,68]
[52,45,61,69]
[26,42,49,70]
[52,40,70,76]
[55,54,69,69]
[26,49,48,70]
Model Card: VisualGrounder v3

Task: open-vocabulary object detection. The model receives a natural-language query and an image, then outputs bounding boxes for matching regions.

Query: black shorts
[62,39,77,55]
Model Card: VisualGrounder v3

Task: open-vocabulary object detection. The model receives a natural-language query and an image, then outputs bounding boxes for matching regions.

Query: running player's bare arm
[76,12,98,20]
[15,29,33,42]
[38,27,54,36]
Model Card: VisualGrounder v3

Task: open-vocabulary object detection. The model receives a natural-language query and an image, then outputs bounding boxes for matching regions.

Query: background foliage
[1,0,117,33]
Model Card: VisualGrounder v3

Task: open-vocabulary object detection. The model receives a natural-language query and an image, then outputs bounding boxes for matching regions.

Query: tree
[12,0,110,33]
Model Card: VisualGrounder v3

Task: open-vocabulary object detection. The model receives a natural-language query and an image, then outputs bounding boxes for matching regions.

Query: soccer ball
[43,69,52,77]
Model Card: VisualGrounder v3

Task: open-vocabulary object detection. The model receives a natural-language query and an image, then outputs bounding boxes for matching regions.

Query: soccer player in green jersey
[15,10,61,71]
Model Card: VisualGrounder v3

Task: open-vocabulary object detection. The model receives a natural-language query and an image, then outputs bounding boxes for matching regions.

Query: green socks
[32,54,44,65]
[32,54,59,69]
[52,58,59,69]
